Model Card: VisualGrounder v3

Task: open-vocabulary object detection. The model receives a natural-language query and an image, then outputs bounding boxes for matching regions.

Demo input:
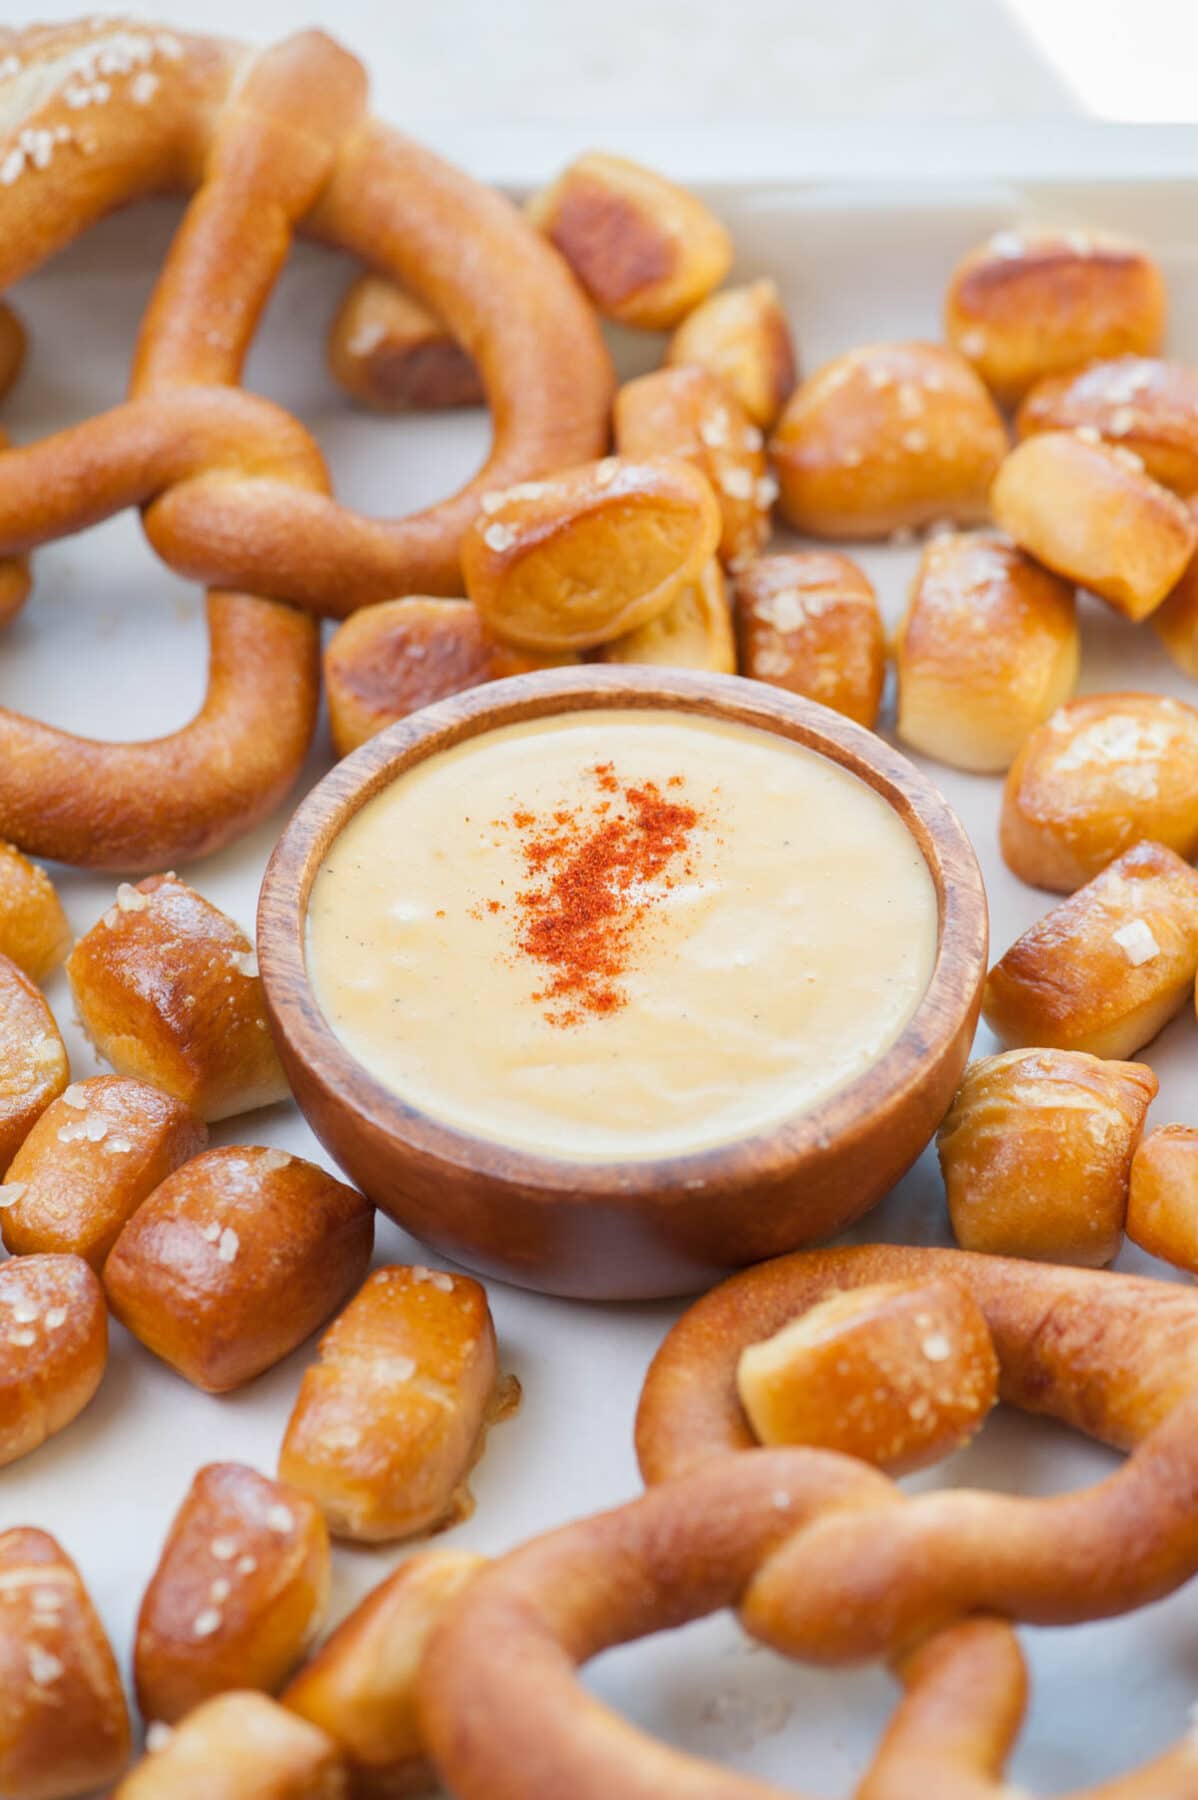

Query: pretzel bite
[1126,1124,1198,1274]
[1016,357,1198,494]
[328,274,483,412]
[736,1277,997,1475]
[938,1049,1157,1266]
[769,343,1008,540]
[1152,505,1198,676]
[733,551,884,728]
[2,1078,206,1269]
[945,228,1166,406]
[895,535,1079,772]
[614,365,773,567]
[324,598,573,758]
[990,431,1197,621]
[526,151,732,330]
[666,278,797,429]
[103,1147,374,1393]
[113,1691,345,1799]
[601,559,735,673]
[0,844,70,984]
[135,1463,330,1728]
[1001,694,1198,892]
[279,1265,504,1543]
[66,875,288,1122]
[461,457,721,652]
[983,840,1198,1058]
[284,1549,485,1796]
[0,1255,106,1469]
[0,954,68,1173]
[0,1526,131,1799]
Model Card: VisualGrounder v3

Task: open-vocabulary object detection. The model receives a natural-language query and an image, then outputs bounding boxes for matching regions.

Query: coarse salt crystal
[1113,918,1160,966]
[85,1116,108,1143]
[1108,406,1137,436]
[922,1333,952,1363]
[483,522,516,553]
[209,1578,231,1604]
[232,949,259,978]
[902,428,928,454]
[959,329,987,359]
[217,1228,239,1264]
[594,457,619,487]
[116,882,147,912]
[755,475,779,510]
[130,69,159,104]
[718,467,754,502]
[897,382,924,419]
[44,1309,67,1330]
[192,1608,222,1638]
[0,1184,25,1208]
[11,1303,38,1325]
[699,414,730,449]
[989,230,1024,259]
[1074,425,1102,445]
[107,1135,133,1155]
[392,1355,417,1381]
[8,1330,35,1348]
[210,1538,237,1562]
[266,1505,294,1534]
[27,1646,63,1685]
[201,1221,222,1243]
[145,1722,173,1753]
[61,1084,88,1110]
[236,1554,257,1576]
[258,1148,291,1173]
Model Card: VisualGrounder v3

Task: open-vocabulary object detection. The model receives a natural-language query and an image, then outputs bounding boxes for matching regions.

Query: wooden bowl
[258,667,987,1300]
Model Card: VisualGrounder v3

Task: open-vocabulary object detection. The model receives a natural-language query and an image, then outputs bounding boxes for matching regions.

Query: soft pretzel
[278,1265,508,1543]
[0,952,69,1173]
[937,1048,1157,1265]
[733,550,885,727]
[1152,502,1198,676]
[895,533,1078,772]
[1128,1124,1198,1275]
[113,1690,345,1799]
[1016,355,1198,492]
[135,1462,330,1727]
[666,278,797,429]
[0,1526,131,1800]
[1,1075,206,1268]
[0,22,612,868]
[0,842,70,983]
[945,229,1166,405]
[0,1253,107,1468]
[66,874,288,1122]
[601,558,735,673]
[328,274,484,413]
[103,1146,374,1392]
[1001,693,1198,891]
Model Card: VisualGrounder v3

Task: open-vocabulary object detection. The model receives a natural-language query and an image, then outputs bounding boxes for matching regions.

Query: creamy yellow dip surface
[306,709,939,1160]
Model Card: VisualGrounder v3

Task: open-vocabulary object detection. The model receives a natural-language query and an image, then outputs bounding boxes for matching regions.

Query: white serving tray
[3,131,1198,1793]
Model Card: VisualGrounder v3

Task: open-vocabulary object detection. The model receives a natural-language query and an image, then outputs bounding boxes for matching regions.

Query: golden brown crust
[113,1691,346,1798]
[945,229,1166,405]
[1016,355,1198,493]
[1001,693,1198,892]
[461,457,721,652]
[1151,500,1198,676]
[1,1076,207,1268]
[983,840,1198,1058]
[66,875,288,1122]
[279,1265,502,1543]
[1128,1125,1198,1274]
[0,953,68,1174]
[323,598,573,758]
[0,843,70,983]
[283,1550,485,1797]
[0,1527,131,1800]
[526,152,732,330]
[990,430,1197,621]
[666,278,797,429]
[0,1255,106,1470]
[134,1463,330,1727]
[938,1048,1157,1266]
[733,550,884,727]
[328,274,484,413]
[736,1277,998,1474]
[601,559,735,673]
[103,1146,374,1393]
[613,364,772,567]
[770,342,1008,539]
[895,534,1078,772]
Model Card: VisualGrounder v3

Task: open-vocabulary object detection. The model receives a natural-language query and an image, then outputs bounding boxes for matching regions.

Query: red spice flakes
[488,763,701,1026]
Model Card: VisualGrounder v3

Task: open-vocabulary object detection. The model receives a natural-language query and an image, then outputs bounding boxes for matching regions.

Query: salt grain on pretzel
[733,550,885,727]
[104,1146,374,1392]
[0,952,68,1173]
[67,875,288,1122]
[0,1526,131,1800]
[328,273,484,413]
[1017,354,1198,493]
[0,1253,106,1469]
[666,278,797,429]
[0,842,70,983]
[113,1689,345,1798]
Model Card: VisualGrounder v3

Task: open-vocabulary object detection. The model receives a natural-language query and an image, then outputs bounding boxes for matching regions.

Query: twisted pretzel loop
[0,20,611,866]
[418,1247,1198,1799]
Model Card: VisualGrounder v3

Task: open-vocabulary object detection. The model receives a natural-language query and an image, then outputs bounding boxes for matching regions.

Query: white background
[0,3,1197,1796]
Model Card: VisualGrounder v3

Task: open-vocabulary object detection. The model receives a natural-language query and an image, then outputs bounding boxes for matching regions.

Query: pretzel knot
[0,21,611,868]
[419,1247,1198,1799]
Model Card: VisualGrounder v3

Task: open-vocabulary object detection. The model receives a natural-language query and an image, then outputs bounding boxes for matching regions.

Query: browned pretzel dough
[0,21,611,867]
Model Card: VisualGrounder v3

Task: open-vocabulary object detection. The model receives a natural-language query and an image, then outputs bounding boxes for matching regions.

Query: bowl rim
[258,665,988,1201]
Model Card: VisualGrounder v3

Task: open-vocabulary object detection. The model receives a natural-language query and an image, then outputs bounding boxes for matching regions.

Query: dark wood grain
[257,667,988,1300]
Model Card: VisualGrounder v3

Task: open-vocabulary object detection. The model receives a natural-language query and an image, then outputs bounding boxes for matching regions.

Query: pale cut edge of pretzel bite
[0,841,71,984]
[945,227,1167,406]
[0,1253,107,1469]
[983,840,1198,1059]
[990,430,1197,622]
[66,874,288,1122]
[733,550,885,728]
[601,558,735,673]
[895,533,1079,773]
[526,150,733,330]
[112,1691,346,1798]
[328,273,484,413]
[938,1047,1157,1267]
[666,277,798,429]
[0,952,69,1174]
[134,1461,330,1728]
[1001,693,1198,893]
